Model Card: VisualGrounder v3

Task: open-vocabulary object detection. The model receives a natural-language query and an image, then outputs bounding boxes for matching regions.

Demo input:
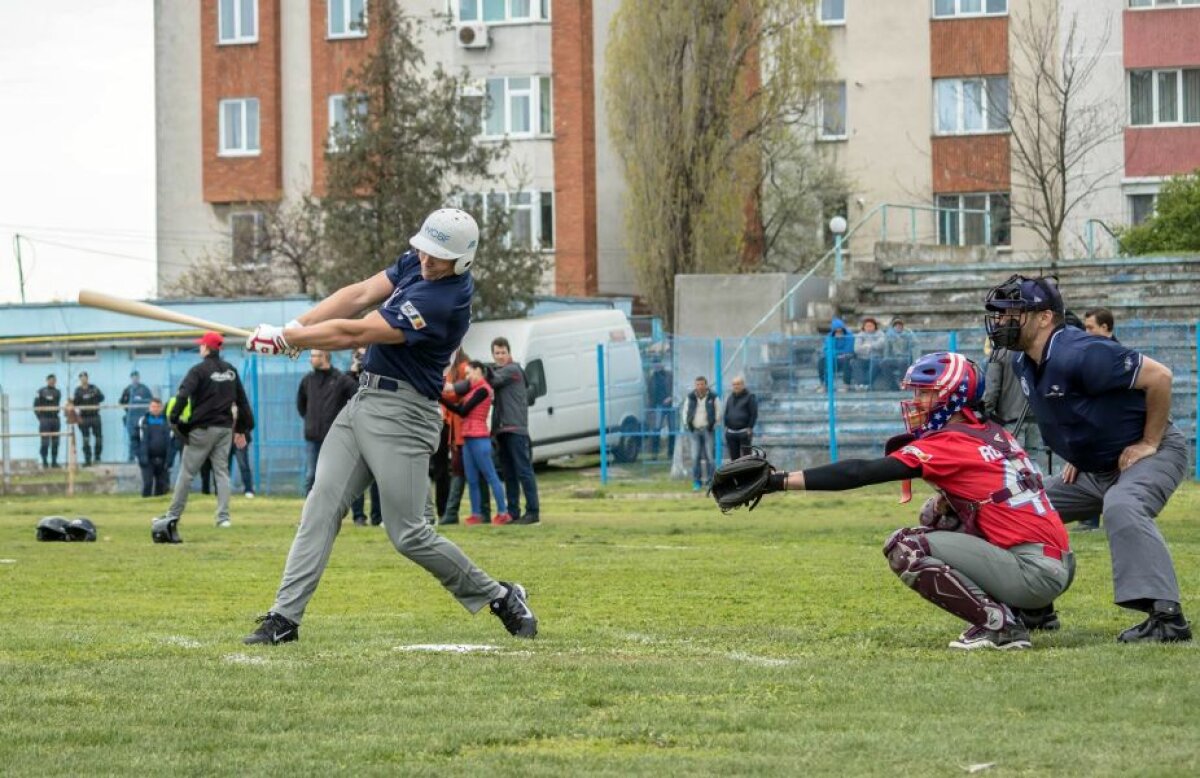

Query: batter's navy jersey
[365,251,472,399]
[1012,325,1147,473]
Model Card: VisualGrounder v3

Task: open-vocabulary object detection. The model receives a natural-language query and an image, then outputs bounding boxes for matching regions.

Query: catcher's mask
[983,274,1063,351]
[899,352,984,436]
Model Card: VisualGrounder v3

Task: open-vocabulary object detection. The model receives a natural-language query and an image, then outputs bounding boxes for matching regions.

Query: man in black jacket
[137,398,174,496]
[34,374,62,468]
[723,375,758,461]
[73,371,105,466]
[297,349,346,494]
[158,332,254,537]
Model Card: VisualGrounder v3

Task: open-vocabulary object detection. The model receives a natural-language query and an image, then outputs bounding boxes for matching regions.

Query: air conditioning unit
[456,22,489,49]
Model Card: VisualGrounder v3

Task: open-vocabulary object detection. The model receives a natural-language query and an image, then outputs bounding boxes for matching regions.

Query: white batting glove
[246,324,299,358]
[285,318,302,330]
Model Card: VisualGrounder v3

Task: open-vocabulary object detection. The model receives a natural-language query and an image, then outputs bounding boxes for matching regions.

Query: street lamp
[829,215,848,280]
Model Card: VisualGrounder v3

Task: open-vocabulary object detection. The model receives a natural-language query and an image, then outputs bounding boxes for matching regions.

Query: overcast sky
[0,1,156,304]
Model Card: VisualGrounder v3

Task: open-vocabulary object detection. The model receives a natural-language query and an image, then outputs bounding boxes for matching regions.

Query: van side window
[525,359,547,405]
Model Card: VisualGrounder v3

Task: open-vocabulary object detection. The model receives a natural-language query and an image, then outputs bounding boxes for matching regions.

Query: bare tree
[605,0,833,322]
[1005,5,1123,263]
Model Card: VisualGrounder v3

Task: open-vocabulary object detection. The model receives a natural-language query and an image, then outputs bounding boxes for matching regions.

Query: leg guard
[884,527,1014,631]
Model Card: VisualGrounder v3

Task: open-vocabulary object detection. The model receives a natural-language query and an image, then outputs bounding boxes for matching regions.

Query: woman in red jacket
[440,361,513,526]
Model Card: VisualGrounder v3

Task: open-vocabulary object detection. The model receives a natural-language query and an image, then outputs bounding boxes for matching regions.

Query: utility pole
[13,234,27,303]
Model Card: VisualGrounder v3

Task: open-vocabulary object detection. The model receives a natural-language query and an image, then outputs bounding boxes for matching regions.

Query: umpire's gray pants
[272,382,505,624]
[1044,426,1188,607]
[924,532,1072,609]
[166,426,232,524]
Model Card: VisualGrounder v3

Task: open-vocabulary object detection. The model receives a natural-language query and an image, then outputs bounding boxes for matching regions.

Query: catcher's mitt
[708,447,783,513]
[918,494,961,531]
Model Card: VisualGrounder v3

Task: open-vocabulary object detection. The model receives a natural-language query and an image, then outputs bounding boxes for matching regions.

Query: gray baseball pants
[924,532,1073,609]
[166,426,233,524]
[1044,425,1188,607]
[271,382,505,624]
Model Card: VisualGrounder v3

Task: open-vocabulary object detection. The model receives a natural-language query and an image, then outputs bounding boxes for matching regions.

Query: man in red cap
[152,332,254,543]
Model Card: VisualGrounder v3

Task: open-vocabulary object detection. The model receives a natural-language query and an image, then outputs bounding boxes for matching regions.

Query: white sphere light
[829,216,848,235]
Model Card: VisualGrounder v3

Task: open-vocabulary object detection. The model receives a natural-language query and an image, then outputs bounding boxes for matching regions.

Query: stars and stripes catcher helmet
[899,352,985,436]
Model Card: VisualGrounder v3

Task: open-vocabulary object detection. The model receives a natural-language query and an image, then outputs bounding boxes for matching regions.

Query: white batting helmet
[409,208,480,275]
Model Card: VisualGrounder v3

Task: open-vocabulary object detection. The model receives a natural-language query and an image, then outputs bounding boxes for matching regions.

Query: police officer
[984,275,1191,643]
[242,208,537,646]
[158,332,254,536]
[72,372,105,466]
[34,374,62,468]
[120,370,154,463]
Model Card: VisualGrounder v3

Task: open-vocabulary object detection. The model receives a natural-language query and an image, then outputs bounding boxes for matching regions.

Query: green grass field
[2,470,1199,776]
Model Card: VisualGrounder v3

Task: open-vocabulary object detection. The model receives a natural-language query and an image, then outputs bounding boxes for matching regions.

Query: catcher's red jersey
[888,424,1069,552]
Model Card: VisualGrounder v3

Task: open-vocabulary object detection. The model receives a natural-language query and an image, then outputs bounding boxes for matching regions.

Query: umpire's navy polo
[1012,325,1147,473]
[364,251,472,399]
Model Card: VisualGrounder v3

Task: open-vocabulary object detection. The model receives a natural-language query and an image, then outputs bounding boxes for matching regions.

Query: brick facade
[201,0,283,203]
[1124,8,1200,70]
[550,0,598,297]
[309,0,373,197]
[930,17,1008,78]
[931,134,1011,193]
[1126,126,1200,178]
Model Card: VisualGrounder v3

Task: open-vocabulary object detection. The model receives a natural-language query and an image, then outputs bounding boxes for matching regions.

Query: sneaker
[949,623,1032,651]
[352,517,368,527]
[490,582,538,638]
[243,612,299,645]
[492,512,514,526]
[1117,601,1193,643]
[513,513,541,525]
[244,491,255,499]
[216,519,232,528]
[1015,605,1061,631]
[437,515,459,526]
[1072,517,1101,533]
[692,480,702,492]
[465,515,484,526]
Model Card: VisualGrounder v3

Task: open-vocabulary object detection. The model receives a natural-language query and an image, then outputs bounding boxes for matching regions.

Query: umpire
[157,332,254,537]
[242,208,537,646]
[984,275,1191,642]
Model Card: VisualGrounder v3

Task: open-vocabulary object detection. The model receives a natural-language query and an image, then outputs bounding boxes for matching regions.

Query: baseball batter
[242,208,537,645]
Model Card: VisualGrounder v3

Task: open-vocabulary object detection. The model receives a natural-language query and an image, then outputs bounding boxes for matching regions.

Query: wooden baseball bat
[77,290,254,338]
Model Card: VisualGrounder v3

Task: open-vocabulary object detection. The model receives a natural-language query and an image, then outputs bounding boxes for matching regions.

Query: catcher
[710,352,1073,651]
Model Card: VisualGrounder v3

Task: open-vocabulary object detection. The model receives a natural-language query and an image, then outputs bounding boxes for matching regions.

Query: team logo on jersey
[1124,355,1135,373]
[400,301,427,330]
[900,444,932,463]
[1045,384,1064,398]
[1020,376,1030,397]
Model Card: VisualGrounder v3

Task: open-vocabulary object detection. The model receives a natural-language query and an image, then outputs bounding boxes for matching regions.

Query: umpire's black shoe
[490,582,538,638]
[1015,605,1061,631]
[1118,601,1193,643]
[243,612,300,645]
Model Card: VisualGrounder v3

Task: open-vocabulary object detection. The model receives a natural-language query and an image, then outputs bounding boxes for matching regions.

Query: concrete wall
[674,273,831,339]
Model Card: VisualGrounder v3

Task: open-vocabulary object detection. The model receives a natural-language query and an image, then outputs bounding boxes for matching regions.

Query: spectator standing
[120,370,153,463]
[137,398,174,497]
[646,357,676,460]
[852,317,887,389]
[490,336,541,525]
[882,317,917,388]
[440,361,513,526]
[34,374,62,469]
[723,375,758,460]
[297,349,347,494]
[817,318,854,389]
[73,372,104,466]
[438,350,490,525]
[157,332,254,536]
[685,376,720,491]
[1084,307,1115,339]
[342,348,382,526]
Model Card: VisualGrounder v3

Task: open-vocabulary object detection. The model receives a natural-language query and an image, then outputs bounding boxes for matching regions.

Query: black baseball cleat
[949,622,1032,651]
[490,582,538,638]
[243,612,300,645]
[1015,605,1061,631]
[512,513,541,525]
[1117,601,1193,643]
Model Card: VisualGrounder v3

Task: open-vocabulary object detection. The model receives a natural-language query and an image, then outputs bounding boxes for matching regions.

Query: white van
[459,310,646,463]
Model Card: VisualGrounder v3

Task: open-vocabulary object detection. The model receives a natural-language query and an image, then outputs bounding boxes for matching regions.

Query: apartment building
[154,0,634,298]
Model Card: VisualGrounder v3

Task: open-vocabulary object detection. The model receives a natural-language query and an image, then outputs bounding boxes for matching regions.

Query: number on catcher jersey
[1001,452,1048,515]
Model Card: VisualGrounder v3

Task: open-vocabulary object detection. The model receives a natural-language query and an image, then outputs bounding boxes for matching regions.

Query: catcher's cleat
[490,582,538,638]
[949,622,1031,651]
[243,612,300,645]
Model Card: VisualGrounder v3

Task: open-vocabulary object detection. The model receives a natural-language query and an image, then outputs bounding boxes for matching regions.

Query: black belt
[360,371,405,392]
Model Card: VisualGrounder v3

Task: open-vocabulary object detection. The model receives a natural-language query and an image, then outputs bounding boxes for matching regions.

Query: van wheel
[612,417,642,464]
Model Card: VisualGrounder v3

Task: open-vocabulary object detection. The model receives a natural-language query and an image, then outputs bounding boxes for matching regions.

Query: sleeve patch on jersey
[900,445,932,463]
[400,301,427,330]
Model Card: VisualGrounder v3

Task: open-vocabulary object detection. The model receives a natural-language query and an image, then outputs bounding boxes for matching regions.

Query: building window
[820,0,845,24]
[458,0,549,22]
[328,93,368,150]
[218,98,261,156]
[231,212,266,267]
[818,82,847,139]
[933,0,1007,16]
[328,0,367,38]
[1130,68,1200,126]
[132,347,165,357]
[19,350,56,364]
[66,349,99,362]
[482,76,553,138]
[218,0,257,44]
[935,77,1008,134]
[936,193,1010,246]
[1128,193,1157,224]
[1129,1,1200,7]
[462,191,554,251]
